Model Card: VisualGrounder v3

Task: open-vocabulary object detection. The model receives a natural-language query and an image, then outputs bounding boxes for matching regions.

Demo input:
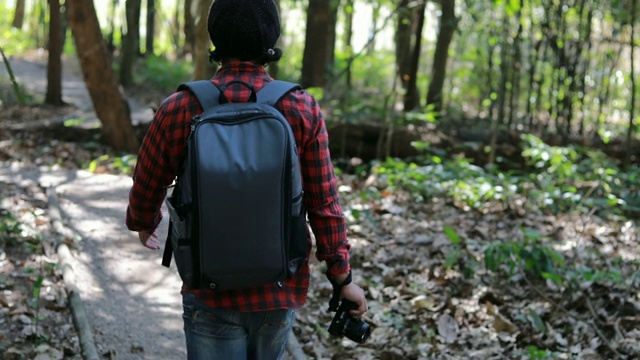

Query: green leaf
[444,249,461,269]
[541,272,564,285]
[443,226,461,244]
[529,309,546,333]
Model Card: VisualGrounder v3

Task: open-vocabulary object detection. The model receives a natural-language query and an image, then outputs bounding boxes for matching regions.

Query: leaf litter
[0,104,639,359]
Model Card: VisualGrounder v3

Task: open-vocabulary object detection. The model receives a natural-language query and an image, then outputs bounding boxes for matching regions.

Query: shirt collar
[216,61,268,77]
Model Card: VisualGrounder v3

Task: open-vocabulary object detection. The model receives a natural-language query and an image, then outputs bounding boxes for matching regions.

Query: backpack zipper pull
[191,115,200,131]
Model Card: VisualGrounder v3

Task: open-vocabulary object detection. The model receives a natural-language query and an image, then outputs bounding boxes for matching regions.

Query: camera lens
[344,318,372,344]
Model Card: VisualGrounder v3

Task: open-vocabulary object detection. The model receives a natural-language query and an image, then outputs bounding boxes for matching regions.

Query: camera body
[328,299,371,344]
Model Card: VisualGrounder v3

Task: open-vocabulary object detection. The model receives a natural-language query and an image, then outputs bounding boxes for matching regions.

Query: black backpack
[162,80,309,291]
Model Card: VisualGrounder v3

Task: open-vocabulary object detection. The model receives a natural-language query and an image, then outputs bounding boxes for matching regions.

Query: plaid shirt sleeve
[125,92,197,232]
[281,91,351,277]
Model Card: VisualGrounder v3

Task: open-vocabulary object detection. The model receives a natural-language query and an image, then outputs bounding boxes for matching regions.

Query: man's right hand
[340,283,368,316]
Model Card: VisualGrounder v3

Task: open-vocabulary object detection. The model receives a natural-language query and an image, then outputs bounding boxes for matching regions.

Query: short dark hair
[207,0,283,64]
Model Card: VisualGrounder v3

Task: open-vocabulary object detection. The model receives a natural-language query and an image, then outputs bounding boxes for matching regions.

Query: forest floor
[1,54,640,360]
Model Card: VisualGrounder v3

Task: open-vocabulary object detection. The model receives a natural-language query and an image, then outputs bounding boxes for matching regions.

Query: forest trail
[2,55,154,129]
[1,56,187,359]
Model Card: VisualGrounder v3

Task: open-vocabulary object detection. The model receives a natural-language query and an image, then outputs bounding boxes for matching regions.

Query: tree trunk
[343,0,354,88]
[67,0,140,153]
[627,0,637,167]
[396,0,412,101]
[107,0,119,54]
[426,0,456,112]
[120,0,142,87]
[146,0,156,55]
[12,0,26,29]
[194,0,215,80]
[301,0,332,88]
[326,0,339,78]
[184,0,196,57]
[46,0,64,106]
[404,0,426,111]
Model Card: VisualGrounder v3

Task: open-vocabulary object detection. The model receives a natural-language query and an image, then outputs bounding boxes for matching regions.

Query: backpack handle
[218,80,257,104]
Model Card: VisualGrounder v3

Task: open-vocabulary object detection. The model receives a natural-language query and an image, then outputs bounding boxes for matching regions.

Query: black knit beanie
[207,0,283,64]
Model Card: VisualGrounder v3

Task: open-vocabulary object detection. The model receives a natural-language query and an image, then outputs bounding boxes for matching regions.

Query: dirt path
[0,165,185,359]
[1,57,186,359]
[1,55,154,128]
[1,55,315,360]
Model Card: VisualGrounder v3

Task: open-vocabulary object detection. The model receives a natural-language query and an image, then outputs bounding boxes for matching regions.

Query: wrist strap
[327,270,352,312]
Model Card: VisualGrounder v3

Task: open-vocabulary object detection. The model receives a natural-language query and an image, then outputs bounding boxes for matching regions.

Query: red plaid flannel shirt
[126,61,351,311]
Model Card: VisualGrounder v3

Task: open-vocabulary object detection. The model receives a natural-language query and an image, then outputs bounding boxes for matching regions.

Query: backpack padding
[177,81,221,110]
[257,81,302,106]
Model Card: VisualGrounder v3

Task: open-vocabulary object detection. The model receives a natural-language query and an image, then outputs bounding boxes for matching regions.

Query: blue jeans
[182,293,295,360]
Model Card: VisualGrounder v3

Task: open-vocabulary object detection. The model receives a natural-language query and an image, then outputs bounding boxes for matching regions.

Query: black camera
[328,299,372,344]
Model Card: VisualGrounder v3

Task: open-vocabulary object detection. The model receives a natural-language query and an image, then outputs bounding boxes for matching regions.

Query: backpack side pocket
[287,192,309,277]
[164,196,194,287]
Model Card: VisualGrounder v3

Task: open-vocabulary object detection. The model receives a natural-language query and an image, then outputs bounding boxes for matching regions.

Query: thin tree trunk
[325,0,340,81]
[366,2,380,54]
[426,0,456,113]
[107,0,119,54]
[627,0,637,167]
[489,11,511,165]
[120,0,142,87]
[301,0,332,88]
[193,0,215,80]
[67,0,140,153]
[396,0,411,102]
[12,0,26,29]
[146,0,156,55]
[507,0,524,129]
[46,0,64,106]
[404,0,426,111]
[0,46,26,106]
[184,0,195,57]
[343,0,354,88]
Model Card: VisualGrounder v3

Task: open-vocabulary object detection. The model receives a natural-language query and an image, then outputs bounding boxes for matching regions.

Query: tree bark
[627,0,637,167]
[193,0,216,80]
[120,0,142,87]
[343,0,354,88]
[396,0,412,99]
[67,0,140,153]
[106,0,119,54]
[146,0,156,55]
[12,0,26,29]
[184,0,196,57]
[426,0,456,112]
[301,0,332,88]
[46,0,64,106]
[405,0,426,111]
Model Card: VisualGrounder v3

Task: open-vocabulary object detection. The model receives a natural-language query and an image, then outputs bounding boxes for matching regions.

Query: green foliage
[136,55,193,93]
[369,134,636,218]
[373,155,518,209]
[86,154,137,175]
[521,134,627,215]
[0,210,21,236]
[484,227,564,281]
[527,345,556,359]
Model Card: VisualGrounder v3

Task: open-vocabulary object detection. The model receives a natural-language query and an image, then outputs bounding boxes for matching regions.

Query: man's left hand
[138,230,161,250]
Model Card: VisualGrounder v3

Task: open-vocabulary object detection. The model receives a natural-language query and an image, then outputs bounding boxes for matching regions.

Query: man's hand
[340,283,368,317]
[138,230,161,250]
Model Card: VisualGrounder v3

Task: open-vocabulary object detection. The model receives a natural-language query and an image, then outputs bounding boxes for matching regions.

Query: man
[125,0,368,359]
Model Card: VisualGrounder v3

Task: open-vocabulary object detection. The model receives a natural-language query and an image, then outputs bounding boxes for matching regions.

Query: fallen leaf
[437,313,459,343]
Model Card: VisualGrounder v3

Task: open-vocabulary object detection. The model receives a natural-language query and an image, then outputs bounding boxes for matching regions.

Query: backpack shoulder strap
[177,80,221,110]
[257,80,302,106]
